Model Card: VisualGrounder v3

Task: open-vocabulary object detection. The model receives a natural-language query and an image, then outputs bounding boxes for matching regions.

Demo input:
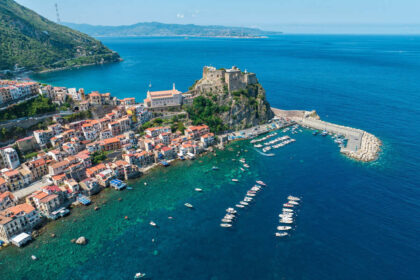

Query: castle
[195,66,258,93]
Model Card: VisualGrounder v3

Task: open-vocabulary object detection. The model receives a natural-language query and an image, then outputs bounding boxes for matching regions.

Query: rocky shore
[342,132,381,162]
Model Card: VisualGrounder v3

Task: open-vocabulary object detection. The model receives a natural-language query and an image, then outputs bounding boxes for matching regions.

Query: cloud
[191,10,200,18]
[176,13,184,19]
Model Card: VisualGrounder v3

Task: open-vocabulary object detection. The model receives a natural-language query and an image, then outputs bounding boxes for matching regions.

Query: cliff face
[188,66,274,131]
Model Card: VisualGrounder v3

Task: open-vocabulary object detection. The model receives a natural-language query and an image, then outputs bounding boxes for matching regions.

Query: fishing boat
[221,218,232,223]
[135,272,147,279]
[287,195,300,201]
[184,203,194,208]
[288,201,299,205]
[283,203,294,208]
[282,208,294,213]
[195,188,203,192]
[244,197,253,202]
[232,179,239,182]
[279,213,293,218]
[256,180,267,186]
[277,226,292,230]
[246,192,256,197]
[275,232,288,237]
[239,201,249,206]
[220,223,232,228]
[236,204,245,208]
[149,221,157,227]
[279,219,293,224]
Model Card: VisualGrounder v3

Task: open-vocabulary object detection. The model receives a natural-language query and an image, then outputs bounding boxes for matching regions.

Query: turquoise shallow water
[1,35,419,279]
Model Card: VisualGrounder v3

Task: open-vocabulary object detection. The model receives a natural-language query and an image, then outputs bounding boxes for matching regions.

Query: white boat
[280,219,293,224]
[283,203,294,208]
[221,218,232,223]
[195,188,203,192]
[239,158,246,163]
[240,167,245,172]
[275,232,288,237]
[254,144,263,148]
[220,223,232,228]
[226,208,237,214]
[256,180,267,186]
[232,179,239,182]
[31,255,37,261]
[288,200,299,205]
[282,208,293,213]
[287,195,301,201]
[243,164,250,168]
[149,221,157,227]
[224,214,235,219]
[279,213,293,218]
[184,203,194,208]
[235,204,245,208]
[239,201,249,206]
[244,197,253,202]
[277,226,292,230]
[135,272,147,279]
[246,192,256,197]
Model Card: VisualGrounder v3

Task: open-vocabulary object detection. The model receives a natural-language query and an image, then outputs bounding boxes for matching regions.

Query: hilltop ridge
[0,0,121,72]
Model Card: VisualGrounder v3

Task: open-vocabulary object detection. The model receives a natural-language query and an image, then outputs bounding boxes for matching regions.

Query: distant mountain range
[0,0,120,72]
[62,22,281,38]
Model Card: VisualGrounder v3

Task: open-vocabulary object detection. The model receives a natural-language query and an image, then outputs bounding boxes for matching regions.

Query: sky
[15,0,420,34]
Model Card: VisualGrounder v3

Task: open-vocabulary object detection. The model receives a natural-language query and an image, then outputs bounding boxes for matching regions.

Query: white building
[144,84,182,109]
[2,148,20,169]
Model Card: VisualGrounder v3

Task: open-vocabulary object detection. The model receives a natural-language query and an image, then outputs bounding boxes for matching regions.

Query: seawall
[271,108,381,162]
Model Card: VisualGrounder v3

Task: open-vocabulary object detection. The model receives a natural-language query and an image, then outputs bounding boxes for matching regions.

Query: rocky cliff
[187,66,274,131]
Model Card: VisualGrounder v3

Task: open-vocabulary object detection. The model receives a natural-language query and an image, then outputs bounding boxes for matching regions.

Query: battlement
[200,66,258,92]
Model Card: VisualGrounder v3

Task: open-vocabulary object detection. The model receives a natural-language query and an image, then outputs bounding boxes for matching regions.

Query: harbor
[271,108,381,162]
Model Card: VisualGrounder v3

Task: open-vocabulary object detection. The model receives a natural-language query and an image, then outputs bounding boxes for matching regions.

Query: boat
[184,203,194,208]
[279,219,293,224]
[244,197,253,202]
[212,166,219,170]
[239,158,246,163]
[279,213,293,218]
[275,232,288,237]
[240,167,245,172]
[277,226,292,230]
[282,208,293,213]
[220,223,232,228]
[31,255,37,261]
[243,164,250,168]
[254,144,263,148]
[287,196,301,201]
[221,218,233,223]
[224,214,235,219]
[168,216,174,220]
[321,130,328,136]
[149,221,157,227]
[135,272,146,279]
[312,130,318,135]
[226,208,237,214]
[283,203,294,208]
[239,201,249,206]
[194,188,203,192]
[232,179,239,182]
[288,200,299,205]
[256,180,266,186]
[235,204,245,208]
[246,193,256,197]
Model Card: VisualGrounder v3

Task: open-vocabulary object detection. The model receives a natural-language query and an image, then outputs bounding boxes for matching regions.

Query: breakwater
[271,108,381,162]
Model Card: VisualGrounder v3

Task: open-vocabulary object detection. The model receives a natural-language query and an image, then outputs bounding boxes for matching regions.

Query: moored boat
[256,180,266,186]
[220,223,232,228]
[184,203,194,208]
[275,232,288,237]
[277,226,292,231]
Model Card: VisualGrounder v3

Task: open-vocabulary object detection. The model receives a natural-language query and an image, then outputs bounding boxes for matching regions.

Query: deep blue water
[18,35,420,279]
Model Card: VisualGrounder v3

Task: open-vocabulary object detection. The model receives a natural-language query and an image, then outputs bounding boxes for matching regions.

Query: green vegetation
[91,151,110,165]
[0,118,53,143]
[138,115,187,135]
[0,96,57,121]
[185,96,228,133]
[62,111,92,123]
[0,0,120,71]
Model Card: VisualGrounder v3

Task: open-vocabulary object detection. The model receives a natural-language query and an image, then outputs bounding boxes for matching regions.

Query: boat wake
[255,149,275,157]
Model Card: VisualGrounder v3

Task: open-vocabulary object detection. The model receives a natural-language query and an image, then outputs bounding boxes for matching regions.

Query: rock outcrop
[187,66,274,130]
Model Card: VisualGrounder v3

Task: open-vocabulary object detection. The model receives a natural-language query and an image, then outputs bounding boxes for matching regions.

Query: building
[145,126,171,138]
[15,136,38,154]
[144,84,183,110]
[0,192,17,211]
[2,148,20,169]
[185,125,210,140]
[22,158,48,181]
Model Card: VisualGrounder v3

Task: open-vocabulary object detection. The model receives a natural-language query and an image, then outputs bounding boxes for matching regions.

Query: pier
[271,108,381,162]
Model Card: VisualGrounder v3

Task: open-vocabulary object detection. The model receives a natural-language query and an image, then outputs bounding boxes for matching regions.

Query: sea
[1,35,419,280]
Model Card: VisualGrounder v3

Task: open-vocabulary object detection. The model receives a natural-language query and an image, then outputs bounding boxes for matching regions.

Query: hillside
[0,0,121,72]
[63,22,281,38]
[185,66,274,132]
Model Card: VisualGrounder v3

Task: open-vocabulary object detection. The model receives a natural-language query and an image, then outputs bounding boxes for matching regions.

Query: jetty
[271,108,381,162]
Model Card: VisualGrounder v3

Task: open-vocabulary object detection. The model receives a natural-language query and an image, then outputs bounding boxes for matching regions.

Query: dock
[271,108,381,162]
